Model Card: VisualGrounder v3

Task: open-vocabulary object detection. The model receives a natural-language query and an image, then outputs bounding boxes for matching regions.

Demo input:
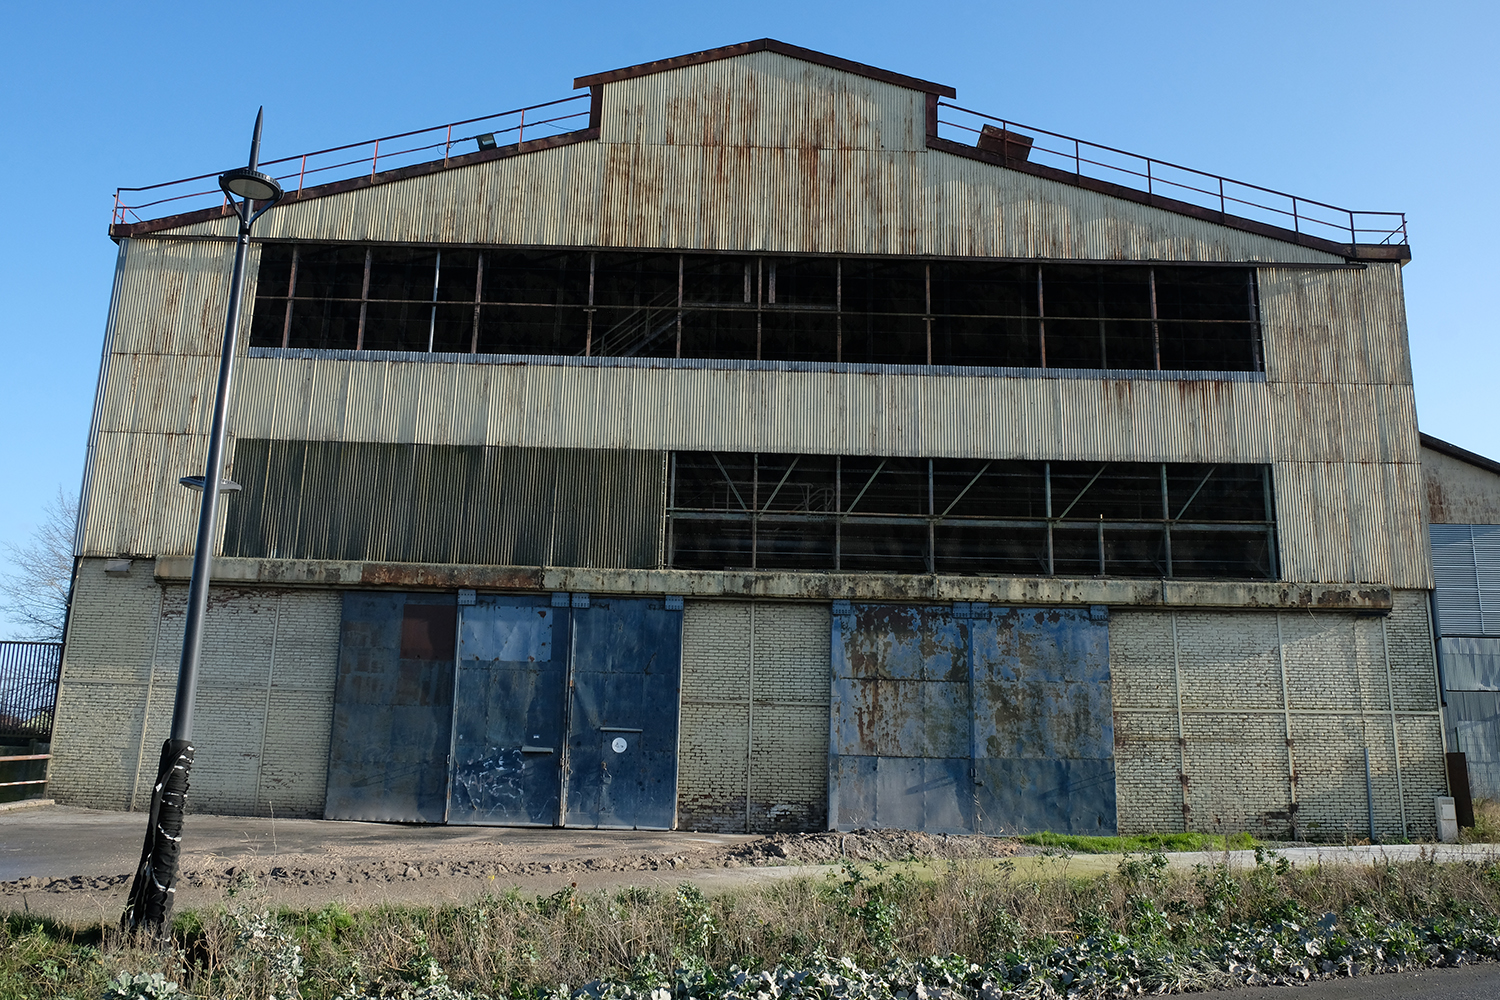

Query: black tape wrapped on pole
[122,110,282,936]
[122,739,194,930]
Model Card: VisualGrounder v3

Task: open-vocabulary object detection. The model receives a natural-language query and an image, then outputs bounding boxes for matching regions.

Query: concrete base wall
[52,566,1445,840]
[1111,589,1445,841]
[50,559,340,817]
[678,601,831,833]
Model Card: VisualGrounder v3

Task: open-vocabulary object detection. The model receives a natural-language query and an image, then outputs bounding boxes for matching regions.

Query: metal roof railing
[112,94,592,227]
[936,102,1408,249]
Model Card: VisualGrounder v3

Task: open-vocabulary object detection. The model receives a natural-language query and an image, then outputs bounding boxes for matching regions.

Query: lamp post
[123,110,283,934]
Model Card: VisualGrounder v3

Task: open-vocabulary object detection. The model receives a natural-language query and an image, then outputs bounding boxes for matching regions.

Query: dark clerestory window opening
[250,245,1264,373]
[666,453,1277,580]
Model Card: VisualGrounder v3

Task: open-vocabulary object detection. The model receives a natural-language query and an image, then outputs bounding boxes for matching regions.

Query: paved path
[1204,963,1500,1000]
[4,803,1498,924]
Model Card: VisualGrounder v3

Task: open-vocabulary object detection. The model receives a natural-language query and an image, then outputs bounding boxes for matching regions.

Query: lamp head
[219,167,282,202]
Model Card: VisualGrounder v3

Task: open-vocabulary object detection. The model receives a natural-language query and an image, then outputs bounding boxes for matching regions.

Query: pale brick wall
[51,560,340,817]
[1110,592,1445,841]
[50,559,164,809]
[679,600,831,832]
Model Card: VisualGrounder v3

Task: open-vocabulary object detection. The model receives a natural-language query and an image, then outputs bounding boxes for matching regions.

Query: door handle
[598,727,643,733]
[521,746,556,754]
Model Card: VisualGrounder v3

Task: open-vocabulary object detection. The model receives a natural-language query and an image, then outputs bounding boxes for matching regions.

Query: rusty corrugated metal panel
[221,440,664,568]
[600,49,926,152]
[1260,264,1412,386]
[157,136,1344,265]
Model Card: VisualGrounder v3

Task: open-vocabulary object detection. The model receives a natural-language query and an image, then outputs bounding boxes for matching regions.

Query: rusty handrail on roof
[937,102,1407,249]
[111,94,592,226]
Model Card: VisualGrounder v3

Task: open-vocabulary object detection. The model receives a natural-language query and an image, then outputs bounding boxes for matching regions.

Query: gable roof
[1422,433,1500,478]
[574,38,956,97]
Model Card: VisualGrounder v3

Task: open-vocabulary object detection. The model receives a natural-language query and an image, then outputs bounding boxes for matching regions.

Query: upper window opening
[251,245,1263,373]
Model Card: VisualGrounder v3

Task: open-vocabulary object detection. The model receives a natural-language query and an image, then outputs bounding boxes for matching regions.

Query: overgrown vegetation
[1462,799,1500,846]
[1015,832,1256,854]
[5,850,1500,999]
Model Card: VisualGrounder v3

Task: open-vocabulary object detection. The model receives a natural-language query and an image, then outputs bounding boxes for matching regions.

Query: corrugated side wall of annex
[49,558,340,816]
[1110,589,1445,841]
[678,600,831,832]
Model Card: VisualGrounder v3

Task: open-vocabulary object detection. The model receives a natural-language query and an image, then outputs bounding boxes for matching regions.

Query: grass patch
[1017,830,1256,854]
[1463,798,1500,845]
[4,850,1500,999]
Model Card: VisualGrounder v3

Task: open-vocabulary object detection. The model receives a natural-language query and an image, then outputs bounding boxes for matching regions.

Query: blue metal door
[564,597,683,829]
[830,603,1114,835]
[326,593,456,822]
[449,596,564,825]
[970,607,1115,835]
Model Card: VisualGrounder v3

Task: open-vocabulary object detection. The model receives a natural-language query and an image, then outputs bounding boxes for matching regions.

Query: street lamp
[123,109,283,935]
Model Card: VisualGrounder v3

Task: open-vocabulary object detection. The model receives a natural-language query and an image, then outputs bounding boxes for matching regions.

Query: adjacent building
[52,40,1447,839]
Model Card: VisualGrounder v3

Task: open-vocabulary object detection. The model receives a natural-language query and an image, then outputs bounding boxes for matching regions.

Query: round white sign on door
[611,737,628,754]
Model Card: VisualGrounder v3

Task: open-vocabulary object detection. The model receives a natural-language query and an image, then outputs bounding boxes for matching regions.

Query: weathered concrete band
[152,556,1392,611]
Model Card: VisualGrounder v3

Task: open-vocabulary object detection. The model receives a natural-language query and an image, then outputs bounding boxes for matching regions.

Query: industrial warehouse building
[52,40,1452,839]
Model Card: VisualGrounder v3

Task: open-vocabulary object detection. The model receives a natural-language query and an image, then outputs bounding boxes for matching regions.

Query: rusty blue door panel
[830,603,1114,835]
[565,597,682,830]
[830,755,973,833]
[974,759,1117,834]
[449,597,562,825]
[326,593,456,823]
[830,604,975,832]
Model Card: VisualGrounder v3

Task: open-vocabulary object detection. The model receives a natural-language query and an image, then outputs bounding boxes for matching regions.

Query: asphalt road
[1204,963,1500,1000]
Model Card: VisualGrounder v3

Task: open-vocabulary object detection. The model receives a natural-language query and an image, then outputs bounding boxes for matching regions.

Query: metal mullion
[1161,464,1173,578]
[1174,465,1217,520]
[755,258,763,361]
[471,253,483,354]
[836,260,843,363]
[585,253,595,357]
[676,254,683,359]
[1097,269,1107,370]
[924,264,933,365]
[834,456,842,570]
[711,454,750,511]
[1149,266,1161,370]
[1044,461,1054,575]
[1249,272,1264,373]
[427,250,441,353]
[927,458,935,574]
[670,511,755,521]
[1037,265,1047,368]
[1263,466,1280,577]
[666,452,677,568]
[1097,517,1106,576]
[751,455,760,569]
[355,248,372,350]
[280,246,298,349]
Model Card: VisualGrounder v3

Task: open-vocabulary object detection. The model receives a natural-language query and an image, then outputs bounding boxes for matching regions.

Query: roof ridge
[573,38,956,97]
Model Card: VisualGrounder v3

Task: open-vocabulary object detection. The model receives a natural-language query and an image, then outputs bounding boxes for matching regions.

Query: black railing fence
[0,641,62,739]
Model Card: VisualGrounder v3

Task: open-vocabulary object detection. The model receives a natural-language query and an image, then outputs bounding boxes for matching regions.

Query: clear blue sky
[1,1,1495,591]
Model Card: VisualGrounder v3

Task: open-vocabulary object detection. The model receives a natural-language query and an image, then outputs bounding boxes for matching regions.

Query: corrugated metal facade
[79,49,1424,591]
[222,440,664,568]
[167,53,1339,265]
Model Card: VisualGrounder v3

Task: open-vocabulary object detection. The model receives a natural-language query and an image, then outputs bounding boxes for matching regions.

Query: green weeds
[3,850,1500,999]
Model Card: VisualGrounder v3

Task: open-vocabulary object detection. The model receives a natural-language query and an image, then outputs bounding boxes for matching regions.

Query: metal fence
[112,93,592,227]
[935,103,1408,248]
[0,641,62,739]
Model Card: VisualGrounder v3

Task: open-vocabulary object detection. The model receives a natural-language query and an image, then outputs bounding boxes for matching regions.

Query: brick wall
[50,560,341,817]
[679,600,831,832]
[1111,590,1445,841]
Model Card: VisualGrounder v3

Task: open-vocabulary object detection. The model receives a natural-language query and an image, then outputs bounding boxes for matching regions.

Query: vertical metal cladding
[165,74,1341,263]
[221,440,665,569]
[1260,264,1413,387]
